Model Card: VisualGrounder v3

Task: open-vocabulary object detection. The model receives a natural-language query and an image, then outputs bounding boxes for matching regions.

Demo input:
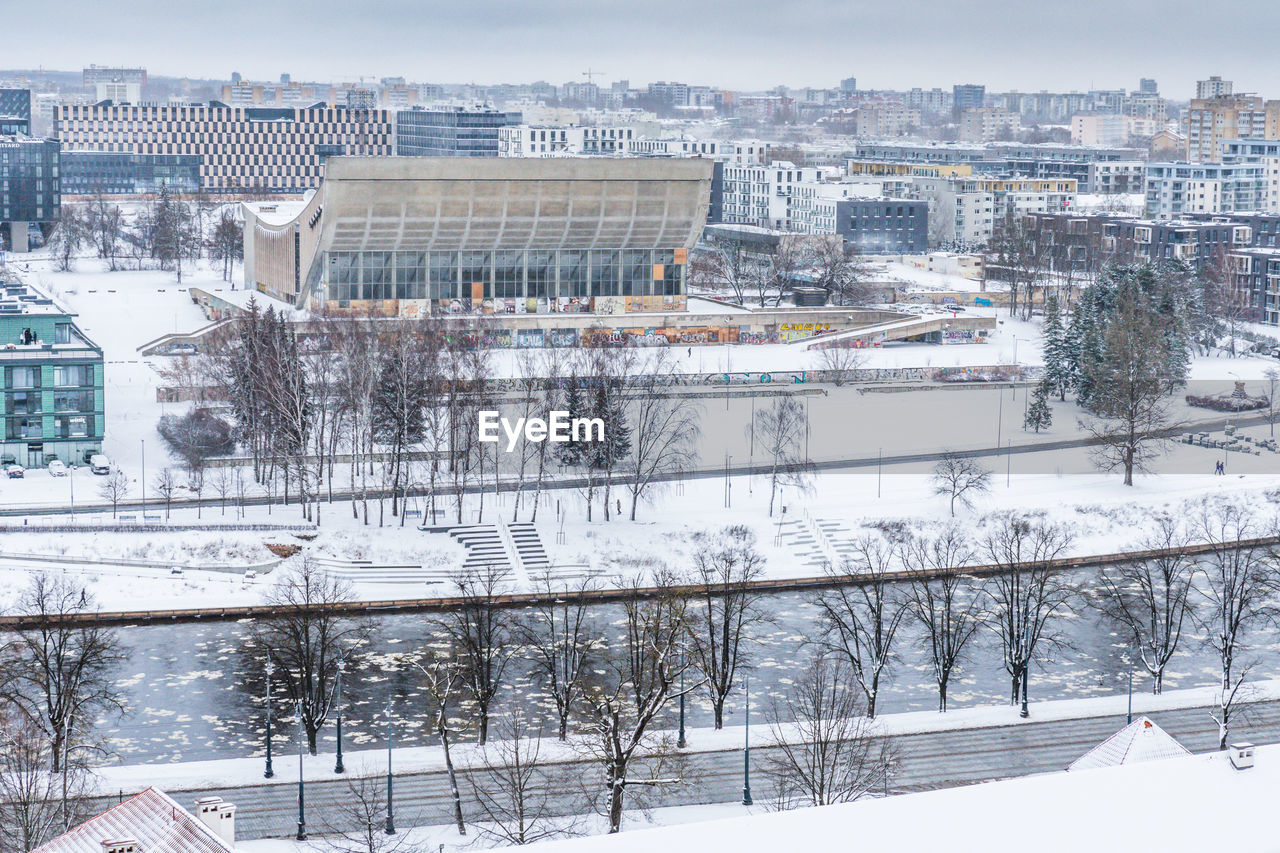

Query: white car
[47,460,68,477]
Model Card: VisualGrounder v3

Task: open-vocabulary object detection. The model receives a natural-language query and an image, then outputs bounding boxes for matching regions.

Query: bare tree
[763,651,892,809]
[48,205,89,273]
[1265,367,1280,438]
[577,570,697,834]
[687,525,769,728]
[623,349,700,520]
[815,344,867,385]
[207,209,244,283]
[813,537,907,718]
[9,575,127,773]
[690,239,764,305]
[982,514,1076,708]
[413,649,467,836]
[901,527,986,711]
[211,467,234,515]
[0,712,95,851]
[247,560,370,752]
[153,468,177,520]
[319,772,425,853]
[1095,513,1196,694]
[931,451,992,517]
[806,237,873,306]
[438,566,516,745]
[1194,499,1277,749]
[519,571,601,740]
[97,466,130,518]
[469,710,578,845]
[749,395,812,517]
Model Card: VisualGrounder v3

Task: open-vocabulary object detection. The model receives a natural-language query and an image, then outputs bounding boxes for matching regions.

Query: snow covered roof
[33,787,233,853]
[1067,716,1191,771]
[527,745,1277,853]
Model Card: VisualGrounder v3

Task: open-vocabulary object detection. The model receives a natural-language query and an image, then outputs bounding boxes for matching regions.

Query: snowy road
[99,697,1280,842]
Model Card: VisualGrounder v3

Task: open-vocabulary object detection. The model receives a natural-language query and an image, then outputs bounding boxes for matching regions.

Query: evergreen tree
[1024,378,1053,433]
[1041,293,1072,401]
[555,374,588,468]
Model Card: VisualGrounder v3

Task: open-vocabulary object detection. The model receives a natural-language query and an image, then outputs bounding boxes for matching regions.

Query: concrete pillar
[8,222,29,253]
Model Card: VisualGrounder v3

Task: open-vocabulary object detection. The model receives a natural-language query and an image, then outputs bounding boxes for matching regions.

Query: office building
[54,101,392,194]
[61,151,203,195]
[242,157,713,316]
[1139,79,1159,95]
[394,106,522,157]
[0,136,59,252]
[0,89,32,136]
[0,277,105,468]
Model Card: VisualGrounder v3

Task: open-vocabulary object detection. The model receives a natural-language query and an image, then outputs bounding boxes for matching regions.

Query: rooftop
[33,787,232,853]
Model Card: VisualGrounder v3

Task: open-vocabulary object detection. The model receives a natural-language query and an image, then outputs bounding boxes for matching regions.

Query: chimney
[100,841,138,853]
[1229,742,1256,770]
[195,795,237,847]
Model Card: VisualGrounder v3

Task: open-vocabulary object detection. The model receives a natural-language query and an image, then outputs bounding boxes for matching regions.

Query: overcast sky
[7,0,1277,97]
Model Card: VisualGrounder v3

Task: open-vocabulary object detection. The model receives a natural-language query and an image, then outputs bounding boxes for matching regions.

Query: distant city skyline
[5,0,1279,96]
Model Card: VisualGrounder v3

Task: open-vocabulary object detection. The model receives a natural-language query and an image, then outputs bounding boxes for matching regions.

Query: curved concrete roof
[297,156,714,253]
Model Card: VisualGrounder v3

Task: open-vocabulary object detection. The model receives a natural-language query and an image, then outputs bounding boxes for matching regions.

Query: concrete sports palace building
[243,156,712,318]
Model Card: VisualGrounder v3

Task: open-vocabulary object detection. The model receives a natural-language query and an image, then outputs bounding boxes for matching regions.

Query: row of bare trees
[0,575,128,852]
[690,234,873,307]
[182,312,705,526]
[48,189,243,282]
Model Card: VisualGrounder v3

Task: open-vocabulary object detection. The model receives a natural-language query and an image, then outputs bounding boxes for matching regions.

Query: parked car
[5,464,25,479]
[47,460,68,477]
[90,454,111,475]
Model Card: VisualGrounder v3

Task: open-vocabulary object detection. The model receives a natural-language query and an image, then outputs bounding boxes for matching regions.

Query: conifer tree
[1024,378,1053,433]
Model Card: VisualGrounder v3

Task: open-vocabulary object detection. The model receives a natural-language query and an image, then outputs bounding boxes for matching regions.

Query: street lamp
[140,439,146,509]
[742,676,753,807]
[678,650,687,749]
[385,697,396,835]
[264,659,274,779]
[334,651,345,774]
[1019,615,1031,719]
[295,701,306,841]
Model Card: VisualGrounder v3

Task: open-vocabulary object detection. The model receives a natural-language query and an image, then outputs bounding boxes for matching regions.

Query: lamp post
[742,676,753,807]
[385,698,396,835]
[140,439,145,509]
[295,701,306,841]
[264,659,274,779]
[1019,614,1031,719]
[678,650,687,749]
[334,651,345,774]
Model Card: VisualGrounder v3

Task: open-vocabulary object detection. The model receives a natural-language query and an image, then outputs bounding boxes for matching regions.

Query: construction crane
[582,68,605,84]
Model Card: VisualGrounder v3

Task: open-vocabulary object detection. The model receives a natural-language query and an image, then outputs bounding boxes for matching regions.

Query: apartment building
[911,175,1076,246]
[1219,139,1280,213]
[852,102,921,138]
[1143,161,1266,217]
[1185,94,1280,162]
[959,108,1019,142]
[1026,211,1247,270]
[54,101,392,194]
[721,161,827,230]
[0,278,105,468]
[496,124,637,157]
[790,181,927,252]
[0,89,31,136]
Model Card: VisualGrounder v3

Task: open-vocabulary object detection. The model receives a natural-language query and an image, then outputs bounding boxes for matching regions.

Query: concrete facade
[243,157,714,315]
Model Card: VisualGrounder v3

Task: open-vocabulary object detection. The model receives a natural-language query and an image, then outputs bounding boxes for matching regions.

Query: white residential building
[497,124,636,157]
[1143,161,1267,217]
[721,160,828,230]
